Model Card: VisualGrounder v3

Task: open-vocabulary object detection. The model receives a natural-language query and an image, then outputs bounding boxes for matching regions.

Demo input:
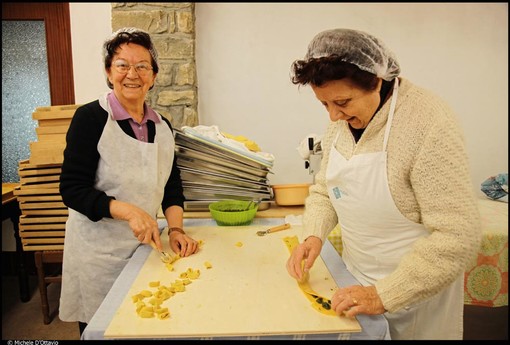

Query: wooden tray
[104,225,361,338]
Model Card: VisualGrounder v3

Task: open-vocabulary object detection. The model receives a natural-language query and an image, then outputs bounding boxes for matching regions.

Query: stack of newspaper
[174,127,274,211]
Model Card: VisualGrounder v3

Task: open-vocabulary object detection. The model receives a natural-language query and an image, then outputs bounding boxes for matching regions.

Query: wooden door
[2,2,75,105]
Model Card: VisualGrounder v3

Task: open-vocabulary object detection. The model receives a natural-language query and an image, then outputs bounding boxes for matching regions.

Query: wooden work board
[104,224,361,339]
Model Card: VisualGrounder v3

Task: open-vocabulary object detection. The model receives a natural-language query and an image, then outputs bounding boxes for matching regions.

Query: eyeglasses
[112,59,153,76]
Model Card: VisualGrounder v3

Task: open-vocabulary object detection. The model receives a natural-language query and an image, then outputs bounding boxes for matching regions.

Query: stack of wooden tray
[14,104,80,251]
[16,160,67,251]
[29,104,79,165]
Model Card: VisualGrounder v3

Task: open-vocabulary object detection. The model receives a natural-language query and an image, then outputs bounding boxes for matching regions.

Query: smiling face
[106,43,157,106]
[311,78,382,129]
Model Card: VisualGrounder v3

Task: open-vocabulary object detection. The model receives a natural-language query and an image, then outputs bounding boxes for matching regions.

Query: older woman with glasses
[285,28,481,340]
[59,27,199,335]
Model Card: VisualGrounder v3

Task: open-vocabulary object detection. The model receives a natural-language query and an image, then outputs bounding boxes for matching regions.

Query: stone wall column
[111,2,198,128]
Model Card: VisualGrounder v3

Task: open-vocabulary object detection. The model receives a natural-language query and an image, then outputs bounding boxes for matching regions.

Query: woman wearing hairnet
[59,27,199,335]
[286,28,481,340]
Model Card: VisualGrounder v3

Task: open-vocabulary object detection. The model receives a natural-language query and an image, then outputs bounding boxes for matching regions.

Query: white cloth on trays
[184,125,275,162]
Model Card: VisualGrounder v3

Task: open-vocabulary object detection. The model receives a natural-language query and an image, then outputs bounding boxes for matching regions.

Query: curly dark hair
[290,55,379,91]
[103,30,159,89]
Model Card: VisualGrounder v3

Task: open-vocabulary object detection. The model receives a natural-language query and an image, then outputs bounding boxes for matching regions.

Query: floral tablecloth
[328,198,508,307]
[464,198,508,307]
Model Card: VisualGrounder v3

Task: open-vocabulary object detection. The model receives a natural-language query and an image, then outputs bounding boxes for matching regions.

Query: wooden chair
[34,250,63,324]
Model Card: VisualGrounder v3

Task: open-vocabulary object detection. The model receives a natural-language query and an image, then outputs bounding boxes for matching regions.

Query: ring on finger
[352,298,358,305]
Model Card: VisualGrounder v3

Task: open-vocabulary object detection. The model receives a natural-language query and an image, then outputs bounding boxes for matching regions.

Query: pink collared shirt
[107,92,160,142]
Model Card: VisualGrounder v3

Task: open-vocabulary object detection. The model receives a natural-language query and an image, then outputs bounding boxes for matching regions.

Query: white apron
[59,95,173,323]
[325,79,464,340]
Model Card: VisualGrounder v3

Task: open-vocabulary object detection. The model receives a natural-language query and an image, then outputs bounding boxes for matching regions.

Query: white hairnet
[305,28,400,81]
[104,27,158,65]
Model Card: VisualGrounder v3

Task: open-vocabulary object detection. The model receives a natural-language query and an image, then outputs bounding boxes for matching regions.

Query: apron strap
[382,78,399,152]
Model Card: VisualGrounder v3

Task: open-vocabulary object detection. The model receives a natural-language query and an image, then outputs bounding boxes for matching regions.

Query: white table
[82,218,389,340]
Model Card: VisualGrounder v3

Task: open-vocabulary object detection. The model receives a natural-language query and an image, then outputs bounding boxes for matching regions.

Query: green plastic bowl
[208,200,259,226]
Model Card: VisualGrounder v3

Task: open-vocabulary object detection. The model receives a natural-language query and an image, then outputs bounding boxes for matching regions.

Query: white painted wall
[195,3,508,191]
[69,3,112,104]
[67,3,508,194]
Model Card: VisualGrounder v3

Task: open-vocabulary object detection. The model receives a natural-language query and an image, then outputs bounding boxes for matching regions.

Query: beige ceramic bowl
[272,183,311,206]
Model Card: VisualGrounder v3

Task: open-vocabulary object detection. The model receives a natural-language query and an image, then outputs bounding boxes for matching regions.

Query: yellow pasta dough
[139,290,153,297]
[283,236,337,316]
[132,258,209,320]
[157,311,170,319]
[139,310,154,318]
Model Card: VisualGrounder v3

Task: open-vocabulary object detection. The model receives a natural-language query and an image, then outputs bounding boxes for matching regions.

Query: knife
[256,223,291,236]
[149,240,173,263]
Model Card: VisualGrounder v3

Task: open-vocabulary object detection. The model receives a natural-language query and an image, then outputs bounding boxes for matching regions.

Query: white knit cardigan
[302,77,482,313]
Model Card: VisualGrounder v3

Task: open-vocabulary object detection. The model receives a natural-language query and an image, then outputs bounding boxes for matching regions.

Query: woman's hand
[130,212,159,245]
[169,231,199,257]
[286,236,322,282]
[331,285,386,318]
[109,200,160,245]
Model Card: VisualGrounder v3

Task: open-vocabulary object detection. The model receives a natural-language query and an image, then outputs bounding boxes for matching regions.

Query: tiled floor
[2,275,79,340]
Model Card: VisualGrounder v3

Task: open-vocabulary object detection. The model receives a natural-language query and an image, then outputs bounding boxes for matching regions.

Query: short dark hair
[103,30,159,89]
[291,55,379,91]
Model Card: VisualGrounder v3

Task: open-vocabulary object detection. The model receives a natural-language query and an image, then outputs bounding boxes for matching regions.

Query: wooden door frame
[2,2,75,105]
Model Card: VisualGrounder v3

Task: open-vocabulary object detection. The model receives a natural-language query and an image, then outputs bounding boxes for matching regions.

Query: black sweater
[59,100,184,222]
